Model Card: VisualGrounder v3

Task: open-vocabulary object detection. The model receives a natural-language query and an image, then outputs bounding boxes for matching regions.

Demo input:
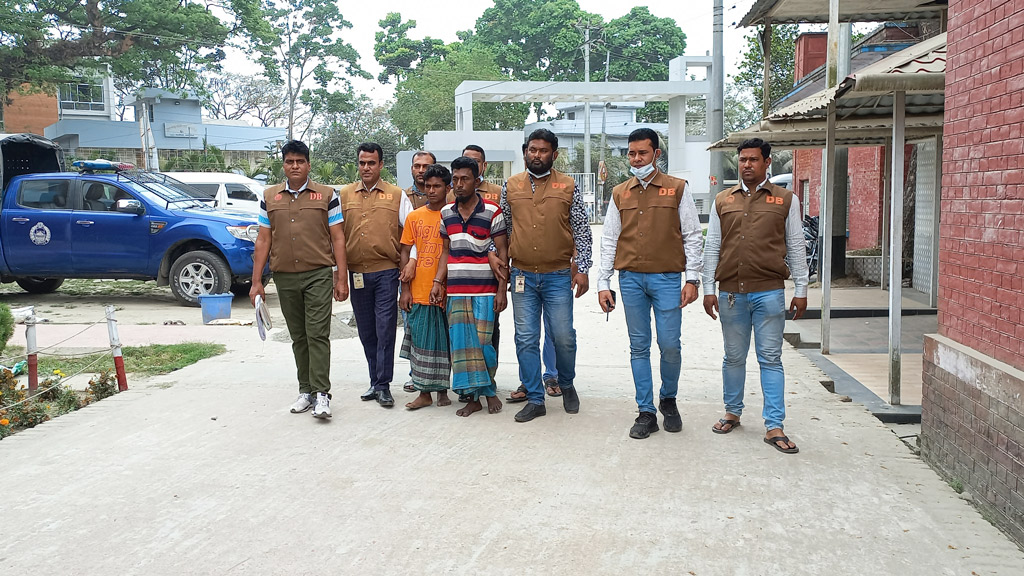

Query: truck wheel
[16,277,65,294]
[169,250,231,306]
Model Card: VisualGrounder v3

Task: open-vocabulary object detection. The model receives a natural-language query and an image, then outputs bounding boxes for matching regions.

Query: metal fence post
[25,306,38,392]
[105,305,128,391]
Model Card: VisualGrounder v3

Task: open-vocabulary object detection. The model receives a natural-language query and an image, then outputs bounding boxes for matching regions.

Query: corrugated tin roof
[739,0,947,27]
[710,33,947,149]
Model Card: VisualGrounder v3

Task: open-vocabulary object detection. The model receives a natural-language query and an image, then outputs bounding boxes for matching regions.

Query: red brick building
[921,0,1024,547]
[790,25,927,251]
[2,89,59,135]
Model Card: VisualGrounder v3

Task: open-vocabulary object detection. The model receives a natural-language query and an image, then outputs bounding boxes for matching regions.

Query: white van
[162,172,264,215]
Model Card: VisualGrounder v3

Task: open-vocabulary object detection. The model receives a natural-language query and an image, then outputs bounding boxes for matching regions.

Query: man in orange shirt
[399,164,453,410]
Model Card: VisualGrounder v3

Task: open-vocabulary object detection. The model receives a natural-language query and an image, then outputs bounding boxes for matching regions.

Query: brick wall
[922,0,1024,549]
[3,90,58,135]
[938,0,1024,368]
[922,335,1024,547]
[792,146,887,250]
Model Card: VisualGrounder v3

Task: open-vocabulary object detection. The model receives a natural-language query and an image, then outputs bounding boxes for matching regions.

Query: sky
[226,0,762,106]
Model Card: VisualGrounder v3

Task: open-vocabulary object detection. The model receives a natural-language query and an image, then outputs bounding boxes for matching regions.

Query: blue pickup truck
[0,133,267,306]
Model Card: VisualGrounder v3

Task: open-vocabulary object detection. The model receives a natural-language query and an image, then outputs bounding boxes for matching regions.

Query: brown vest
[504,170,576,273]
[477,180,502,205]
[714,182,793,293]
[611,172,687,273]
[405,185,429,210]
[263,181,335,274]
[339,180,404,273]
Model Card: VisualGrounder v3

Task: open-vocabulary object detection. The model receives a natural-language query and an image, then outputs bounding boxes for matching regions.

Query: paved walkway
[2,288,1022,574]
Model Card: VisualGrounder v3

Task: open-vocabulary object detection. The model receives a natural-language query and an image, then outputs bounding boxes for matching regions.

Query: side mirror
[116,198,144,215]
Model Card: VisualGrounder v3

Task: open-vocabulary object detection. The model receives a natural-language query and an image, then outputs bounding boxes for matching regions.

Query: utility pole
[575,18,601,175]
[599,49,610,207]
[709,0,725,194]
[583,24,592,174]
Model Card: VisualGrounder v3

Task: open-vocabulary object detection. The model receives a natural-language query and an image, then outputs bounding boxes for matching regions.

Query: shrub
[0,303,13,356]
[86,370,118,402]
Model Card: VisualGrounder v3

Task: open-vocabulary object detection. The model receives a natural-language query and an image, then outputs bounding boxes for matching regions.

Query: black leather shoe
[360,387,376,401]
[561,386,580,414]
[659,398,682,433]
[376,389,395,407]
[629,411,660,439]
[514,403,547,422]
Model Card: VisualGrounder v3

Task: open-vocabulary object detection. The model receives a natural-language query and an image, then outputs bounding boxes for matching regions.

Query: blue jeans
[718,289,787,431]
[620,271,682,414]
[542,314,557,381]
[511,267,576,405]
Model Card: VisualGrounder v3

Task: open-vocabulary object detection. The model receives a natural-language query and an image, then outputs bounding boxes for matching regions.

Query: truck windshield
[118,171,214,209]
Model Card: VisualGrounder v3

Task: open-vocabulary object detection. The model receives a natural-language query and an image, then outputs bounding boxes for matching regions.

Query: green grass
[6,342,226,377]
[0,278,171,297]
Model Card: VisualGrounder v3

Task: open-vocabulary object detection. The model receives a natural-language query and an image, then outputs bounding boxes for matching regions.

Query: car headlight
[227,224,259,243]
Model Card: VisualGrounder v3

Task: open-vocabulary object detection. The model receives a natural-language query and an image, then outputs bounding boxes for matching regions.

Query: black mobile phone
[606,289,617,320]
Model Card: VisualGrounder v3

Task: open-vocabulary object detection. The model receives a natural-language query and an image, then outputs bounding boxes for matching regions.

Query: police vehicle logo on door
[30,222,51,246]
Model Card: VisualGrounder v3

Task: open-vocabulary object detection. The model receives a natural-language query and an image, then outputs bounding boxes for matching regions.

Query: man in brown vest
[702,137,808,454]
[251,139,349,419]
[338,142,414,408]
[405,150,437,209]
[597,128,704,439]
[500,128,593,423]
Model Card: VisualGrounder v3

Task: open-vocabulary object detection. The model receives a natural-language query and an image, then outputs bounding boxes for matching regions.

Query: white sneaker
[312,393,332,419]
[290,393,312,413]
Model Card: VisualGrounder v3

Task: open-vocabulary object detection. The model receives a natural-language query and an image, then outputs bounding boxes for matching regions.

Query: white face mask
[630,162,655,180]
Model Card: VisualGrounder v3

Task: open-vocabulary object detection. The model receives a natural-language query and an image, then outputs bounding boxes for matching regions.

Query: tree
[254,0,369,139]
[603,7,686,82]
[467,0,595,82]
[374,13,448,84]
[0,0,237,104]
[203,74,288,127]
[734,24,800,114]
[389,45,529,149]
[313,95,402,178]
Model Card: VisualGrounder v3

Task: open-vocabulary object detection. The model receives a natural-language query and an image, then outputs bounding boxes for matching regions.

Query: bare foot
[712,412,741,432]
[405,392,433,411]
[456,399,483,417]
[437,391,452,407]
[486,396,503,414]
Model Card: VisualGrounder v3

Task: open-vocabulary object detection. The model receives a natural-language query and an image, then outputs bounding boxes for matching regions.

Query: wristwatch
[685,279,700,287]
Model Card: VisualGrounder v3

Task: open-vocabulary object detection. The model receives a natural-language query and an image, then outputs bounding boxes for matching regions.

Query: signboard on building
[164,123,199,138]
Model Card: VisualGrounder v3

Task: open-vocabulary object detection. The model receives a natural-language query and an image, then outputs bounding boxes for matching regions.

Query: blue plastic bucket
[197,293,233,324]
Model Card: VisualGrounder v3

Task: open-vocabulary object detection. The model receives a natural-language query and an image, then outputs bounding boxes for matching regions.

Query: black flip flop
[506,384,529,403]
[764,435,799,454]
[712,418,740,434]
[544,379,563,398]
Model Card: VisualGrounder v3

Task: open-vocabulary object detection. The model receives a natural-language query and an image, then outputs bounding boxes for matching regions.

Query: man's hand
[703,295,719,320]
[399,259,417,283]
[598,290,616,313]
[429,281,446,308]
[399,287,412,312]
[249,279,265,307]
[789,297,808,321]
[487,252,508,284]
[681,283,699,308]
[572,272,589,298]
[494,290,508,313]
[334,278,349,302]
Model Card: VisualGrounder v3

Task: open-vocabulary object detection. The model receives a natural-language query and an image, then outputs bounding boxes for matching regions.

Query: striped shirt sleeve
[327,191,343,226]
[258,199,270,228]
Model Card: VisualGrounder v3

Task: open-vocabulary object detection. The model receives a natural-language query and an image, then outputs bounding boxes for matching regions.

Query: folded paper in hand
[255,295,273,341]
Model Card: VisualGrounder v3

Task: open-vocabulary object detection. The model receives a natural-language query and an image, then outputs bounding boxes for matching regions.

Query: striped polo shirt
[439,194,506,296]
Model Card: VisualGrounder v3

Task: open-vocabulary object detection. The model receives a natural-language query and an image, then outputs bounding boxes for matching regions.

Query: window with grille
[59,82,105,112]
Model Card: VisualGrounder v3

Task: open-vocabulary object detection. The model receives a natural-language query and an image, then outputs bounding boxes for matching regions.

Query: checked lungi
[398,303,451,392]
[447,295,498,400]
